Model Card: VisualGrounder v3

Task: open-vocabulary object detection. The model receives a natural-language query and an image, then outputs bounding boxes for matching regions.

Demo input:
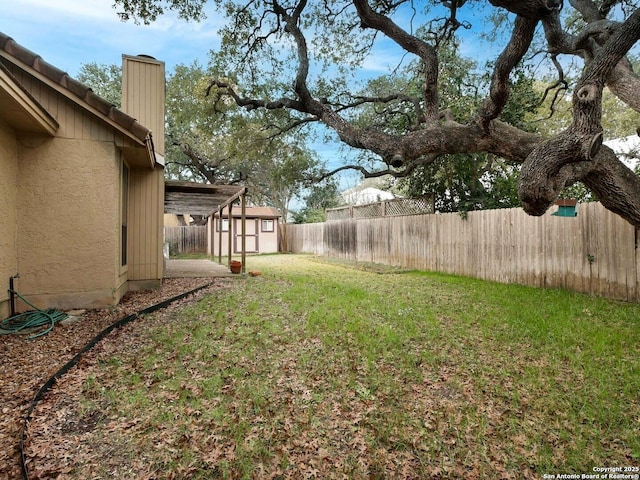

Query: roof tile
[0,32,151,144]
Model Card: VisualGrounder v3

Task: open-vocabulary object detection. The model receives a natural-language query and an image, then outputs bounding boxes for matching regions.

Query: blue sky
[0,0,493,75]
[0,0,223,76]
[0,0,496,194]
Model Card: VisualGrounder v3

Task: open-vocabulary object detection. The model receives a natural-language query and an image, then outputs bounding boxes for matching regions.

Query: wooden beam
[227,203,232,267]
[241,192,246,273]
[163,181,246,216]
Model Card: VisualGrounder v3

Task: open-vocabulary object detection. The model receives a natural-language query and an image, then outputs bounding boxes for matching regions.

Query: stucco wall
[16,136,120,310]
[0,120,18,319]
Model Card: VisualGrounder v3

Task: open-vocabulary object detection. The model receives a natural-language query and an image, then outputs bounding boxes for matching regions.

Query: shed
[211,206,281,255]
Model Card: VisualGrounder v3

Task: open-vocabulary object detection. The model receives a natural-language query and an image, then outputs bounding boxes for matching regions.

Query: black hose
[20,281,216,480]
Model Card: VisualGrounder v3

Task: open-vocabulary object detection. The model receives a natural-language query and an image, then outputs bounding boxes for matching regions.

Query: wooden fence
[164,226,207,255]
[285,202,640,302]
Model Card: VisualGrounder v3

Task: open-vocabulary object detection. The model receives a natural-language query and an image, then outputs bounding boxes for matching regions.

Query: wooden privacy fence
[285,202,640,302]
[164,226,207,255]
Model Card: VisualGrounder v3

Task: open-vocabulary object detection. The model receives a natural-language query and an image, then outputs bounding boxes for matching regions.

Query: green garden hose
[0,290,68,339]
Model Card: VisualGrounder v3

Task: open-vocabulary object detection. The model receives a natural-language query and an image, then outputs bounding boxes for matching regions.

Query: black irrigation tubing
[20,281,217,480]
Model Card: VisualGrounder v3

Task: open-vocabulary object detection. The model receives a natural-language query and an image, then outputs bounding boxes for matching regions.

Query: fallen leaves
[5,254,640,479]
[0,278,227,480]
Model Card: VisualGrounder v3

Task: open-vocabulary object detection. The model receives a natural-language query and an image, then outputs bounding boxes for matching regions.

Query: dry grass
[25,254,640,479]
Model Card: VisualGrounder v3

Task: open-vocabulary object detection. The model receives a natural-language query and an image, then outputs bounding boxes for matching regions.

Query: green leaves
[113,0,207,24]
[164,61,323,216]
[77,63,123,107]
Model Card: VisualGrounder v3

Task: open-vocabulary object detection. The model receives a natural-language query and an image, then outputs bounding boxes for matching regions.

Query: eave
[0,64,58,135]
[0,33,157,169]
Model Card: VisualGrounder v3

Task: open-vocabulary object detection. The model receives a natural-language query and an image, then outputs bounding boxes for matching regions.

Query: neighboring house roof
[214,206,281,219]
[0,32,155,161]
[342,187,398,205]
[604,135,640,170]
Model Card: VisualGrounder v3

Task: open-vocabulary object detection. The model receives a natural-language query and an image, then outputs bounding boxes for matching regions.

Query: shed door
[234,218,258,253]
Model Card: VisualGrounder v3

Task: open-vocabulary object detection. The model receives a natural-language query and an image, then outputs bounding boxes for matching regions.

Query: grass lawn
[169,252,213,260]
[29,254,640,479]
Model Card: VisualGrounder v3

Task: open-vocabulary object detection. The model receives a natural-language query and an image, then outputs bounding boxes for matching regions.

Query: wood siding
[121,54,165,287]
[285,202,640,302]
[164,226,207,254]
[128,166,164,283]
[5,64,136,146]
[122,55,165,156]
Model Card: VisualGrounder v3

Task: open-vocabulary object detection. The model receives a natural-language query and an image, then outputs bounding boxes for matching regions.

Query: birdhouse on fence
[552,199,578,217]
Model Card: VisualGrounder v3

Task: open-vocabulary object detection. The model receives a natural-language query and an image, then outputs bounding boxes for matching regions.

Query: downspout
[227,203,233,265]
[217,207,223,264]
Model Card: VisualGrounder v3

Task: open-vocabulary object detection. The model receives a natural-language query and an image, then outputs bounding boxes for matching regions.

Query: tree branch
[519,8,640,218]
[477,15,538,129]
[353,0,439,122]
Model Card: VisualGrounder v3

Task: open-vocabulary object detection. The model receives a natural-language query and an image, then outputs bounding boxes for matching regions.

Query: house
[604,135,640,171]
[341,186,398,205]
[0,33,165,318]
[209,207,281,255]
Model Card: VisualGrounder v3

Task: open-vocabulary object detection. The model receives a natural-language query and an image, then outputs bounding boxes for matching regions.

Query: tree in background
[292,177,343,223]
[356,43,538,213]
[79,61,323,218]
[112,0,640,229]
[77,63,122,108]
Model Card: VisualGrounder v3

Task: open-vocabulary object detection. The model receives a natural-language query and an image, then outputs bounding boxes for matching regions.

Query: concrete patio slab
[164,259,237,278]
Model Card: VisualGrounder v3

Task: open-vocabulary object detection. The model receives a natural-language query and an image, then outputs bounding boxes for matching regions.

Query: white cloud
[0,0,223,74]
[2,0,122,24]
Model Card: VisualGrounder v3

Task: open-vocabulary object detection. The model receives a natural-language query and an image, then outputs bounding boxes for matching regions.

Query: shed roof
[0,32,152,147]
[164,181,247,216]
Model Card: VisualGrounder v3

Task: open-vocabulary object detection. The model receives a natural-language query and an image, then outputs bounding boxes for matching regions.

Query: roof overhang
[164,181,247,216]
[0,34,158,169]
[119,136,157,169]
[0,64,58,135]
[0,48,148,147]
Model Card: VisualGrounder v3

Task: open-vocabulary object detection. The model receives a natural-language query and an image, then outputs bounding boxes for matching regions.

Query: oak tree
[80,61,321,218]
[113,0,640,226]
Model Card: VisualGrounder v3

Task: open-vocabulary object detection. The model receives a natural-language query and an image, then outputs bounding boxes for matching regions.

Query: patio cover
[164,180,246,216]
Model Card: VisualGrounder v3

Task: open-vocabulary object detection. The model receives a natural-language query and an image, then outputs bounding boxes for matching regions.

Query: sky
[0,0,224,76]
[0,0,495,195]
[5,0,637,197]
[0,0,490,78]
[0,0,373,192]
